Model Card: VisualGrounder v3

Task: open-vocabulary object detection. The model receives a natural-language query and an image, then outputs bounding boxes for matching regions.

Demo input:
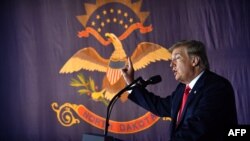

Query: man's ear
[192,56,200,67]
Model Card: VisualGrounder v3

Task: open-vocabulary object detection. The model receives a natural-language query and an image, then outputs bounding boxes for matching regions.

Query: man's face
[170,46,194,84]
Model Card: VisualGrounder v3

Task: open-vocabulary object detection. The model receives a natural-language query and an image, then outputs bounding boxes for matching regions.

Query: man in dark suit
[121,40,238,141]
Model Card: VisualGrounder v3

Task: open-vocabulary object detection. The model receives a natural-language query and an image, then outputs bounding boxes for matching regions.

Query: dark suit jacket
[129,70,238,141]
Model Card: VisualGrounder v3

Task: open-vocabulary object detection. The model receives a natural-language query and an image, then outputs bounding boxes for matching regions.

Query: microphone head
[148,75,162,84]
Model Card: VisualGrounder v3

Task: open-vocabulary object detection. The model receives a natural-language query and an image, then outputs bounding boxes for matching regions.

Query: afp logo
[228,129,246,136]
[225,125,249,141]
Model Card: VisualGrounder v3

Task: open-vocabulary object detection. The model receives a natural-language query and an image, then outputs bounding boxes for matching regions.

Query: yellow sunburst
[76,0,149,27]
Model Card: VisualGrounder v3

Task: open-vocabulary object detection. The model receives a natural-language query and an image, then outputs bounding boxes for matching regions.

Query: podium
[82,133,123,141]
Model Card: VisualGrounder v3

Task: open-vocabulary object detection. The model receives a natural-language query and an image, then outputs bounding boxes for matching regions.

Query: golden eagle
[59,33,171,102]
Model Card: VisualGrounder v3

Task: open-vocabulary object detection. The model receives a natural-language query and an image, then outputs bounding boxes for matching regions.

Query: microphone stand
[104,77,142,137]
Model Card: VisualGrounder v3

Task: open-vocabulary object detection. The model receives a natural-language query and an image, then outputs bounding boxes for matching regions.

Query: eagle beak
[105,33,111,39]
[105,33,110,37]
[105,33,115,42]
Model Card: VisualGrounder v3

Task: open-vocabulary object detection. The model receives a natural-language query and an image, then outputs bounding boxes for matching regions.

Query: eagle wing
[60,47,109,73]
[131,42,171,71]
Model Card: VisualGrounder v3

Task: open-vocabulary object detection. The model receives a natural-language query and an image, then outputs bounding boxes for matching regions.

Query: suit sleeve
[128,85,172,117]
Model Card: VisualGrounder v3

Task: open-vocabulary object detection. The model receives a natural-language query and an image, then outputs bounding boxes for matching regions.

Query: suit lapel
[185,70,207,107]
[172,85,185,124]
[177,70,208,124]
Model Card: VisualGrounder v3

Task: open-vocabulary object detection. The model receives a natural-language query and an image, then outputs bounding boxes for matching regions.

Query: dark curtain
[0,0,249,141]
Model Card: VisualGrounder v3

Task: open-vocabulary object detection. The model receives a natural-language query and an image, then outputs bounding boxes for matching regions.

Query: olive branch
[70,73,109,106]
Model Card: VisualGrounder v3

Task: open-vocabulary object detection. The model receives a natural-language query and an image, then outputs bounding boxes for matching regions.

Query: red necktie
[176,85,191,125]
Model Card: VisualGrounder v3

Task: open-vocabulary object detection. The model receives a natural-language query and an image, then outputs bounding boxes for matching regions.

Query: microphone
[104,75,161,137]
[140,75,162,87]
[104,76,142,137]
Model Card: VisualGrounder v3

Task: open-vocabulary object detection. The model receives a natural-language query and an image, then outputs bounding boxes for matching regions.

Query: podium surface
[83,133,123,141]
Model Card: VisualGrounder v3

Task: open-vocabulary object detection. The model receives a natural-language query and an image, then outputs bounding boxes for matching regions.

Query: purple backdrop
[0,0,249,141]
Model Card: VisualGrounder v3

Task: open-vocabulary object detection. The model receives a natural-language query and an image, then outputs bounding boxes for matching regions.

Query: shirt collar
[188,71,204,89]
